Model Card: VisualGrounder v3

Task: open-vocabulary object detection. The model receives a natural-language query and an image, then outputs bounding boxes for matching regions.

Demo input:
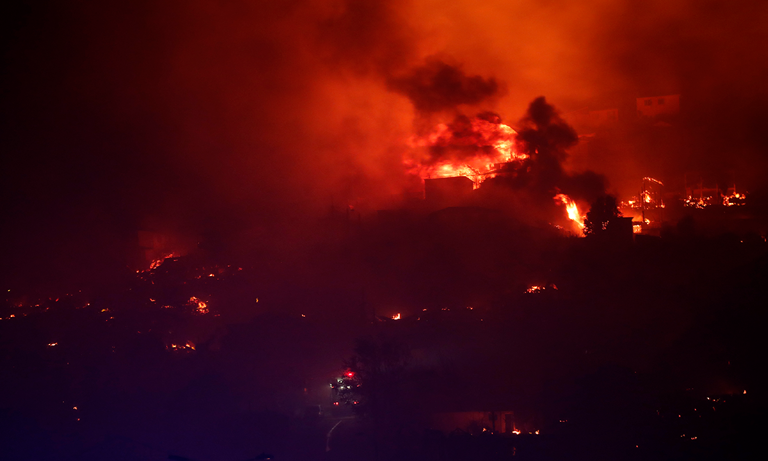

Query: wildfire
[642,191,652,203]
[723,192,747,207]
[643,177,664,186]
[405,115,526,188]
[187,296,209,315]
[684,185,747,209]
[392,313,401,320]
[553,194,585,230]
[139,253,177,273]
[526,283,557,294]
[168,341,196,352]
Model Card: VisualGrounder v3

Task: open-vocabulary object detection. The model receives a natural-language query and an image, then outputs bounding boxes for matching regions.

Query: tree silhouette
[584,195,621,236]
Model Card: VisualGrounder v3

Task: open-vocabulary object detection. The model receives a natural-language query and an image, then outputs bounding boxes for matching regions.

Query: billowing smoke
[513,97,606,203]
[5,0,768,289]
[387,59,501,114]
[467,97,607,227]
[516,96,578,183]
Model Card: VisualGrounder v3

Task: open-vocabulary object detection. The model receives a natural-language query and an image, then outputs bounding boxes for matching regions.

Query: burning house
[684,172,748,209]
[395,96,602,236]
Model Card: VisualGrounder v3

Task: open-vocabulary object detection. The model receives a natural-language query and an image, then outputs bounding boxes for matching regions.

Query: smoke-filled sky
[3,0,768,286]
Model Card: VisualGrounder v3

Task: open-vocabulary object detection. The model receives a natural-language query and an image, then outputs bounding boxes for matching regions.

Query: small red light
[333,402,339,406]
[346,371,354,378]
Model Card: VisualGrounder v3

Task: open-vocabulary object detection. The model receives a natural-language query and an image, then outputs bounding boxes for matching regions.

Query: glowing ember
[684,185,747,208]
[405,115,525,188]
[140,253,177,273]
[187,296,209,314]
[643,177,664,186]
[526,284,557,294]
[642,191,652,203]
[723,192,747,207]
[168,341,196,352]
[553,194,585,230]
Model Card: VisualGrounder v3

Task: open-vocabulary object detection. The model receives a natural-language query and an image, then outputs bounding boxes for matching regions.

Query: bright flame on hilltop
[554,194,585,230]
[406,116,526,188]
[392,313,401,320]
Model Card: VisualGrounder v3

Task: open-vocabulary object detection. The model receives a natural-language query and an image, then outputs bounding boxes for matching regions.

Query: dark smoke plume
[516,96,578,180]
[483,97,606,206]
[388,58,501,113]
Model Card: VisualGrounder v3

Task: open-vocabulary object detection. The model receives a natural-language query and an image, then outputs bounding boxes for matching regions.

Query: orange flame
[142,253,177,272]
[187,296,209,315]
[169,341,196,352]
[554,194,585,230]
[406,117,525,188]
[642,177,664,186]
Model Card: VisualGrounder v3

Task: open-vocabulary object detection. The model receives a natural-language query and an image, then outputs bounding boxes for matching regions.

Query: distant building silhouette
[636,94,680,118]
